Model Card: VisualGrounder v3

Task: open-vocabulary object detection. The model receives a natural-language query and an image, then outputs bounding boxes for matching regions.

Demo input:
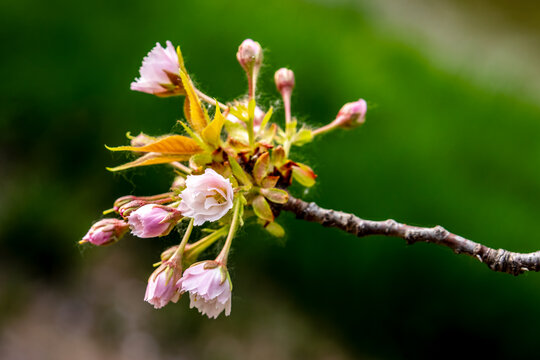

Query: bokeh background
[2,0,540,358]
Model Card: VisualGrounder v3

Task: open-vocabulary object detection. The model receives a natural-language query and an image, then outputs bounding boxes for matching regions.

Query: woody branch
[283,195,540,276]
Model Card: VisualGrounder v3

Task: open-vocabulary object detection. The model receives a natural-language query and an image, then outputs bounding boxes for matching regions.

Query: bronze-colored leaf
[107,152,192,172]
[106,135,202,155]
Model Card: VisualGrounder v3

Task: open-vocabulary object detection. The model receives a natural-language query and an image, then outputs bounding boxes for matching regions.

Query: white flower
[178,169,234,226]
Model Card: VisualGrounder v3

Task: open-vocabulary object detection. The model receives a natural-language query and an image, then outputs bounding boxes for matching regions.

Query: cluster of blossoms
[81,39,367,318]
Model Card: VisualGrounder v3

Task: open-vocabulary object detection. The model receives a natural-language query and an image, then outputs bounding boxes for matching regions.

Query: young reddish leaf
[179,70,208,133]
[252,195,274,222]
[253,152,270,185]
[261,175,279,189]
[201,102,225,148]
[260,188,289,204]
[292,163,317,187]
[106,135,202,155]
[107,153,192,172]
[272,146,286,166]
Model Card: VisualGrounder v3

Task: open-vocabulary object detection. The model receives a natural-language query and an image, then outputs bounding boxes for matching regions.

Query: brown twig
[282,195,540,276]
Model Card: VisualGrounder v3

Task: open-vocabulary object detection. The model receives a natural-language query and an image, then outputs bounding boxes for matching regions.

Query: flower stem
[194,88,228,111]
[183,227,228,262]
[170,161,192,174]
[171,218,194,263]
[216,198,242,266]
[311,122,337,136]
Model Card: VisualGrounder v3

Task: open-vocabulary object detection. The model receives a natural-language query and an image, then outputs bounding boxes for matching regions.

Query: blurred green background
[2,0,540,358]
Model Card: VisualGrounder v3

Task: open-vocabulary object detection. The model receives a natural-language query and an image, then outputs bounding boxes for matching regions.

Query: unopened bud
[81,218,129,246]
[274,68,295,94]
[127,204,182,238]
[236,39,263,73]
[334,99,367,128]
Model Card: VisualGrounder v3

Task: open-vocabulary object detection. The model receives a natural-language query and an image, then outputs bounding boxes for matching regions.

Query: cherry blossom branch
[282,195,540,276]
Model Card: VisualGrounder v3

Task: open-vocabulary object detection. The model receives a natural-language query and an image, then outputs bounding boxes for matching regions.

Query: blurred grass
[1,0,540,358]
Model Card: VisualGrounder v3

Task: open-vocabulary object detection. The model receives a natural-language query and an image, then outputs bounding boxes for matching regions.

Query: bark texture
[283,196,540,276]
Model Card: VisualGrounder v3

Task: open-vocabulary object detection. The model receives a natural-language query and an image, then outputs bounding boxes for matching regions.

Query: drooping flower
[130,41,182,96]
[127,204,182,238]
[81,218,129,246]
[177,261,232,319]
[178,169,234,226]
[145,263,182,309]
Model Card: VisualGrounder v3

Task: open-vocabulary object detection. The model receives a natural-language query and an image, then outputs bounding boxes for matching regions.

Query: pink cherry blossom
[81,218,129,246]
[177,261,232,319]
[127,204,182,238]
[130,41,180,95]
[178,168,234,226]
[145,263,181,309]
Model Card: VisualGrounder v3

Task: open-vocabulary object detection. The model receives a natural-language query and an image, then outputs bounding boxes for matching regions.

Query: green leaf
[292,128,313,146]
[229,156,252,186]
[252,195,274,222]
[260,188,289,204]
[259,106,273,130]
[264,221,285,237]
[253,152,270,185]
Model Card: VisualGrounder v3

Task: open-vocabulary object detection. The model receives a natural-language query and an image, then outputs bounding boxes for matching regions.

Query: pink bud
[127,204,182,238]
[236,39,263,73]
[130,41,182,96]
[178,169,234,226]
[274,68,295,94]
[177,261,232,319]
[334,99,367,128]
[145,263,182,309]
[81,218,129,246]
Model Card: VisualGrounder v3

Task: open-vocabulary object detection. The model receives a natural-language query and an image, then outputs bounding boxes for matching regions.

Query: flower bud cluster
[82,38,368,319]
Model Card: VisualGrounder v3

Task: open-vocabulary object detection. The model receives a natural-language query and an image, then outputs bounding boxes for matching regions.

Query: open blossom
[178,169,234,226]
[127,204,182,238]
[145,263,182,309]
[177,261,232,319]
[81,218,129,246]
[130,41,181,95]
[334,99,367,128]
